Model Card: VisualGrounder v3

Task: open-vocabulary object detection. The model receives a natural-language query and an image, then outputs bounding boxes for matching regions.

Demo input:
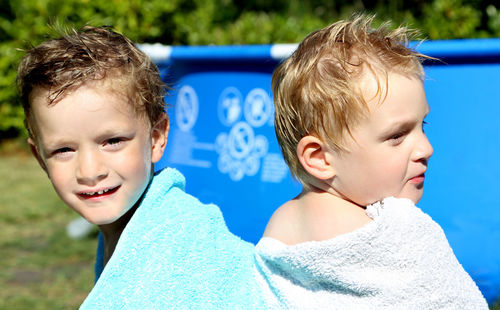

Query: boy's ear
[151,113,170,163]
[296,135,336,180]
[28,137,47,173]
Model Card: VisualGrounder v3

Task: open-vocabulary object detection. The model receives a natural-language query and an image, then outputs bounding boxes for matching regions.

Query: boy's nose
[412,132,434,164]
[76,149,108,184]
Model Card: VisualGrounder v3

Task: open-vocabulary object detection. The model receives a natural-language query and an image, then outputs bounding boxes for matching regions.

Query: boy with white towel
[254,15,488,309]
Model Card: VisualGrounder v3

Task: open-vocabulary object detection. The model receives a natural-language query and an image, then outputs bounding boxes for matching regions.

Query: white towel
[255,197,488,309]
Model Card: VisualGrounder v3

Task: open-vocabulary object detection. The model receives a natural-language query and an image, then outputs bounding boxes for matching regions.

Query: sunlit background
[1,1,499,308]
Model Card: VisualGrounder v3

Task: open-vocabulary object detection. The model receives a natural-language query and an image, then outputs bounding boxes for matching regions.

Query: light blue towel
[81,168,263,309]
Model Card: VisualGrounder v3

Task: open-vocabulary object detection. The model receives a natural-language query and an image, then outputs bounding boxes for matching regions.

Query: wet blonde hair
[273,14,430,188]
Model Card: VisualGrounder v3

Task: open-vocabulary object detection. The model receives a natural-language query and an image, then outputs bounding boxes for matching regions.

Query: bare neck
[263,188,372,245]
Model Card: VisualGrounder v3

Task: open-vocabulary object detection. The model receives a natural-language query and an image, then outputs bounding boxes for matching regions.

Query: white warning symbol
[228,122,255,160]
[244,88,272,128]
[218,87,242,126]
[215,121,269,182]
[176,85,199,132]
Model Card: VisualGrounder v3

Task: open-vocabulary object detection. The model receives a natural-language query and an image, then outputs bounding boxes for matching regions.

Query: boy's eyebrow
[95,127,136,139]
[378,119,418,138]
[41,126,136,146]
[39,138,74,153]
[379,105,430,137]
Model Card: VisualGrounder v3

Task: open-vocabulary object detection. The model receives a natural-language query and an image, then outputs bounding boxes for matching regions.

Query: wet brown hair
[17,25,167,138]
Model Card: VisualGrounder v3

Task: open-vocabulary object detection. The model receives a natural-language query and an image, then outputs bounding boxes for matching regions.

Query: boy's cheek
[123,141,152,168]
[118,145,151,168]
[46,169,66,191]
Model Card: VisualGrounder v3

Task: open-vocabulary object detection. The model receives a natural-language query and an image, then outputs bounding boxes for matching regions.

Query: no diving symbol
[244,88,272,128]
[228,122,254,159]
[215,121,269,182]
[176,85,199,132]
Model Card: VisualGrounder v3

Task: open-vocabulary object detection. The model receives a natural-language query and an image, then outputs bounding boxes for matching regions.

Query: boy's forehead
[29,86,50,105]
[357,70,383,104]
[357,69,422,107]
[29,81,149,129]
[30,78,132,110]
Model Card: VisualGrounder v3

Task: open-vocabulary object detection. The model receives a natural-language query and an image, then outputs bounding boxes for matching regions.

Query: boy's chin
[91,205,139,228]
[364,190,423,206]
[397,191,423,205]
[80,213,121,226]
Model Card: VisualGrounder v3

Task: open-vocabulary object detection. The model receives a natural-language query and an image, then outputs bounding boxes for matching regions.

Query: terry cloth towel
[254,197,488,309]
[80,168,263,309]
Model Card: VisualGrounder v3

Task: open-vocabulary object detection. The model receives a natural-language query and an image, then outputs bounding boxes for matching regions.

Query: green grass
[0,144,499,309]
[0,150,97,309]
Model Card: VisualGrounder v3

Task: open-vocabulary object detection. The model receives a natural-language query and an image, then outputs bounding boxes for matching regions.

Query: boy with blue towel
[18,26,260,309]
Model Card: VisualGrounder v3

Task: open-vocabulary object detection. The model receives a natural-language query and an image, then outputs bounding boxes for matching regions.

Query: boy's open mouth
[77,186,120,199]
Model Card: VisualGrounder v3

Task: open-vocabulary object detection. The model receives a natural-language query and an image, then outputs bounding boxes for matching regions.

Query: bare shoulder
[262,200,302,244]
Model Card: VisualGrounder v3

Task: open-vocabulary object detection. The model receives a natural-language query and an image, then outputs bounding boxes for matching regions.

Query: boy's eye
[107,138,123,145]
[51,147,74,159]
[387,130,408,145]
[54,147,72,154]
[390,133,404,140]
[104,137,126,149]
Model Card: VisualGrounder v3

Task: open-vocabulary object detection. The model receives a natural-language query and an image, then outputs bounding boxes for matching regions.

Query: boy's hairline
[27,75,154,144]
[308,60,425,145]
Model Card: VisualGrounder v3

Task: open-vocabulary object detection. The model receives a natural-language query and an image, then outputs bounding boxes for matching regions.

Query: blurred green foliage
[0,0,499,139]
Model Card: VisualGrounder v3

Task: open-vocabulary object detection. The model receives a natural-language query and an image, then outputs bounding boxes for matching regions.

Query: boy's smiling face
[327,72,433,206]
[29,81,167,225]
